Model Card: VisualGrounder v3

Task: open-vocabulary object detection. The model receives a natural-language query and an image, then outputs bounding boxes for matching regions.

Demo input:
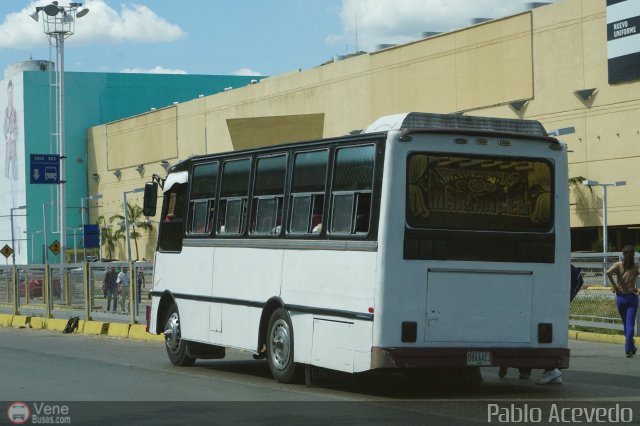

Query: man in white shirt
[116,267,130,314]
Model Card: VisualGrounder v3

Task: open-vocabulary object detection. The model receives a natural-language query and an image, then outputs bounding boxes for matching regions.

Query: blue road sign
[83,224,100,249]
[30,154,60,184]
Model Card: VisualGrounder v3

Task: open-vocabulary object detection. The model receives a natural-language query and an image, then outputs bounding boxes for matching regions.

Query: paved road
[1,327,639,425]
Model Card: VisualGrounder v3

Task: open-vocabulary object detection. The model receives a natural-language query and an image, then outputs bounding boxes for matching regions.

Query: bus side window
[330,145,375,236]
[251,154,286,236]
[288,150,328,235]
[187,162,218,236]
[218,158,250,236]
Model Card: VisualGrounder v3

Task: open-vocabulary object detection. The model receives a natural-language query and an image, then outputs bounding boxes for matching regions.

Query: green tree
[97,215,125,260]
[568,176,585,189]
[126,202,154,261]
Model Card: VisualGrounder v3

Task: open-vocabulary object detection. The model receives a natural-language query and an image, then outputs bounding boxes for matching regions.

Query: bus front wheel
[266,308,300,383]
[164,302,196,367]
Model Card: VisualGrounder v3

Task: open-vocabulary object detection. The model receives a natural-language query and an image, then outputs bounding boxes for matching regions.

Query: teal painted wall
[21,71,264,263]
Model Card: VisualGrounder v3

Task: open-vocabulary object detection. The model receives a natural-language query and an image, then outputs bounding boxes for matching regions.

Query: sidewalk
[568,329,639,346]
[0,313,163,342]
[1,312,637,347]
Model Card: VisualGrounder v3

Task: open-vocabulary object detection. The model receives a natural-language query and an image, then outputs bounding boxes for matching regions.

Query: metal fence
[1,256,636,336]
[570,252,639,335]
[0,261,153,325]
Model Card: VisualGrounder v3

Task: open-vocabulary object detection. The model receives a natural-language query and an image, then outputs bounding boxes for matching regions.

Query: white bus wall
[209,246,283,349]
[373,131,570,349]
[282,249,377,373]
[151,249,214,342]
[153,243,377,370]
[291,313,374,373]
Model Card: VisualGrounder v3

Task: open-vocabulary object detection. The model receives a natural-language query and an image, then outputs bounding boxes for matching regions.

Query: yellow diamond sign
[0,244,13,259]
[49,240,61,256]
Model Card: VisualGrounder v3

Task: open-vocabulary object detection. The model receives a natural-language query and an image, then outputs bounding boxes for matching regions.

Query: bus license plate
[466,351,492,366]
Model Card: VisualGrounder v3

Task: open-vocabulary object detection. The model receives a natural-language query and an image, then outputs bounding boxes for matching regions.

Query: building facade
[0,64,265,264]
[83,0,640,259]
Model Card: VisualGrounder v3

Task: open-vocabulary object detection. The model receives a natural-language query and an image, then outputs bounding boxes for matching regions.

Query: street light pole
[583,179,626,285]
[123,188,145,262]
[30,3,89,264]
[10,206,27,267]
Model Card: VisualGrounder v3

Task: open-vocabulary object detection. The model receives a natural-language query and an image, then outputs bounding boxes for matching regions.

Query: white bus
[145,112,570,383]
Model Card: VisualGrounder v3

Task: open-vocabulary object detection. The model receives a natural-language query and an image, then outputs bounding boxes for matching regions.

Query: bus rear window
[407,153,553,232]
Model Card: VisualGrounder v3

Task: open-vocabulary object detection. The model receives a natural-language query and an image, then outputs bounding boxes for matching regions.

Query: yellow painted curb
[568,330,578,340]
[11,315,30,327]
[0,314,13,327]
[47,318,69,332]
[76,320,86,333]
[30,317,47,330]
[107,323,131,338]
[128,324,164,342]
[574,331,625,345]
[82,321,108,335]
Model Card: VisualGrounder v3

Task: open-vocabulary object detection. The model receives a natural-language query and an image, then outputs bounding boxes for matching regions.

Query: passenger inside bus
[354,193,371,233]
[311,195,324,233]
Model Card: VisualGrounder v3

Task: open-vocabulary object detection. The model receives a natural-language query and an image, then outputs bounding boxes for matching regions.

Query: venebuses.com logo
[6,402,71,424]
[7,402,30,424]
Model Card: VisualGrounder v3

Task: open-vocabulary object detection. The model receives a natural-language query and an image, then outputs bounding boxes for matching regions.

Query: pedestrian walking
[606,244,640,358]
[104,267,118,312]
[117,266,131,314]
[136,267,145,303]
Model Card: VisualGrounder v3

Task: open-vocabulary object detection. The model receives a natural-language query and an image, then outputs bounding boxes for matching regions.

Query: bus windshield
[407,153,553,233]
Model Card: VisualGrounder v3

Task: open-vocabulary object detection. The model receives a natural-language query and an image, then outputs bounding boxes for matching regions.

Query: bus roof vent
[363,112,549,137]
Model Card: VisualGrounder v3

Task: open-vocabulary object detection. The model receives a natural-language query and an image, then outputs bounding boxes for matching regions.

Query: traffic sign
[49,240,61,256]
[83,224,99,248]
[0,244,13,259]
[30,154,60,184]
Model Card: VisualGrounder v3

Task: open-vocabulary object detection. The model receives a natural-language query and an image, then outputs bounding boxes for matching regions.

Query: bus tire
[266,308,300,383]
[164,302,196,367]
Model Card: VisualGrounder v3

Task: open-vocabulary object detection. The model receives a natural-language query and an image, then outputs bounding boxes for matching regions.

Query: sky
[0,0,558,78]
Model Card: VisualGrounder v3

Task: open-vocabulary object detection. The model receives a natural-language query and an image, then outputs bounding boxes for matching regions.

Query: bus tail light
[402,321,417,342]
[538,323,553,343]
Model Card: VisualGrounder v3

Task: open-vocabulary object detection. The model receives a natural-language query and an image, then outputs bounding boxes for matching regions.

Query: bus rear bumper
[371,347,570,369]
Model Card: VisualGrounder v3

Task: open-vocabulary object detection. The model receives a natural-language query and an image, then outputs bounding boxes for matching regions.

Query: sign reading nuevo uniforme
[607,0,640,84]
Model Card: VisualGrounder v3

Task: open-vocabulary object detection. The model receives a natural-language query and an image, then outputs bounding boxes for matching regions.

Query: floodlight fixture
[76,6,89,18]
[43,3,61,16]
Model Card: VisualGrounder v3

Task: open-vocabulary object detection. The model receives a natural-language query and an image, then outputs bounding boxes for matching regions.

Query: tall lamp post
[30,2,90,264]
[10,206,27,267]
[124,188,145,262]
[81,194,102,261]
[583,179,626,285]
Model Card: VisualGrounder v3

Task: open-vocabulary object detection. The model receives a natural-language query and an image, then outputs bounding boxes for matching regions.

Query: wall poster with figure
[0,75,27,264]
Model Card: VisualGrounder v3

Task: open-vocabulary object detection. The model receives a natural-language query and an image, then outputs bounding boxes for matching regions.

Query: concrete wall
[87,0,640,259]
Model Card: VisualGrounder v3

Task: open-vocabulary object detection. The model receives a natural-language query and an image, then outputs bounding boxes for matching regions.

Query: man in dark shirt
[104,267,118,312]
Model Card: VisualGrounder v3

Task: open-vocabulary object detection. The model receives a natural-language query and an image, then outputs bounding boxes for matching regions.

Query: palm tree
[97,215,125,260]
[568,176,586,190]
[126,202,154,261]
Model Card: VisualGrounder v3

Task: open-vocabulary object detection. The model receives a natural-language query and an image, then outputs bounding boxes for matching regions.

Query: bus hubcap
[270,319,290,370]
[165,312,180,352]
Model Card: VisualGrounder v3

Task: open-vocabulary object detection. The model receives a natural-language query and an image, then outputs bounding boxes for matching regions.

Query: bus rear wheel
[164,302,195,367]
[266,308,300,383]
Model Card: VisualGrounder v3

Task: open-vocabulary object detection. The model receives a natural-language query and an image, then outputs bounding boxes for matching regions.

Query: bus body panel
[280,249,377,316]
[372,130,569,368]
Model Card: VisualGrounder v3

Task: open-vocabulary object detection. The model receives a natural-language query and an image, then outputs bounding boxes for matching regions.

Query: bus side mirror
[143,182,158,217]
